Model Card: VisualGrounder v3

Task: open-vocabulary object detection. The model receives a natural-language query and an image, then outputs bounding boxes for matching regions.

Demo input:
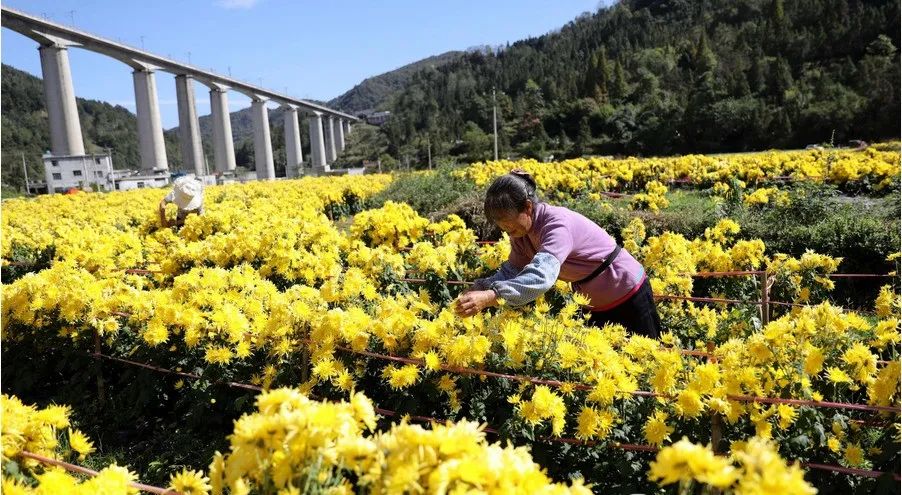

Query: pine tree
[611,59,629,101]
[771,57,794,103]
[748,56,768,94]
[770,0,784,23]
[573,116,592,156]
[596,49,610,103]
[693,31,718,75]
[583,47,610,103]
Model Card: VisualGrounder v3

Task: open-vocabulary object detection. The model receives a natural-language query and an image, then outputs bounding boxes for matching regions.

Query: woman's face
[493,201,533,238]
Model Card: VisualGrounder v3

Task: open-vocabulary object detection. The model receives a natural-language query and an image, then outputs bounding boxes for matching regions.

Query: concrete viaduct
[1,7,356,178]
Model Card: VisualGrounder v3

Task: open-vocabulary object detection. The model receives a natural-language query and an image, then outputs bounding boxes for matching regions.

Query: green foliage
[0,331,259,486]
[727,184,899,262]
[364,167,477,217]
[458,121,493,163]
[334,124,389,168]
[378,152,399,171]
[559,190,720,245]
[723,183,900,307]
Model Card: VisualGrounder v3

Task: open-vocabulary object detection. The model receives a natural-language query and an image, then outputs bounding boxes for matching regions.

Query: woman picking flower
[455,170,661,338]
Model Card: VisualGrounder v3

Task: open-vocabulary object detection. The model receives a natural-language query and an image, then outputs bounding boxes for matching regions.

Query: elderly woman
[454,170,661,338]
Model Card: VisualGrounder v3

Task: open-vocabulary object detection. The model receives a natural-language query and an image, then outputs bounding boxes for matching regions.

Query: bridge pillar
[209,87,236,172]
[344,119,351,137]
[335,118,346,152]
[283,106,303,177]
[324,115,337,163]
[307,111,327,172]
[132,68,168,170]
[175,75,204,176]
[38,44,84,155]
[251,98,275,179]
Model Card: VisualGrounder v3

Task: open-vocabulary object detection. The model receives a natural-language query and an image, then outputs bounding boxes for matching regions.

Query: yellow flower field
[1,148,899,492]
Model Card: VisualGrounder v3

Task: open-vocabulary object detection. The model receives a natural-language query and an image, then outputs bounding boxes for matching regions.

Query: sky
[1,0,611,129]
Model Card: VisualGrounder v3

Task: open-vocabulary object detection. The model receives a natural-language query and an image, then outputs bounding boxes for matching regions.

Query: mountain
[327,51,463,113]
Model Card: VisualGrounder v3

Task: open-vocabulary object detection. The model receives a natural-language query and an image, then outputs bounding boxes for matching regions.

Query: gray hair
[484,170,539,222]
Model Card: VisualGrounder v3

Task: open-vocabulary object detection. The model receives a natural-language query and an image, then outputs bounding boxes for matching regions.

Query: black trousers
[586,278,661,339]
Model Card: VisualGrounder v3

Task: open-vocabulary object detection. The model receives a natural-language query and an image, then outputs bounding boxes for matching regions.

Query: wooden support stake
[760,271,771,325]
[20,451,179,494]
[300,348,310,382]
[93,329,105,405]
[707,341,723,453]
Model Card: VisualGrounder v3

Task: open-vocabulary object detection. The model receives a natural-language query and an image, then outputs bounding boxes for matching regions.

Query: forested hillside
[380,0,900,163]
[327,51,463,113]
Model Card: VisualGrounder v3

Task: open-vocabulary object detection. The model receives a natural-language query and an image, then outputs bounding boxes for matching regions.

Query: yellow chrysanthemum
[68,429,95,460]
[169,468,212,495]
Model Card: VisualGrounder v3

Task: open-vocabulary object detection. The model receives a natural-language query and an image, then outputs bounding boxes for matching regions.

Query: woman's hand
[454,289,498,317]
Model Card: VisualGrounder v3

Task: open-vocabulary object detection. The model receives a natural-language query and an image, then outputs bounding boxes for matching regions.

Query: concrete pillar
[209,87,236,172]
[335,118,346,152]
[344,120,351,136]
[307,112,327,171]
[324,115,337,163]
[175,75,204,176]
[38,45,85,155]
[251,98,275,179]
[284,106,303,176]
[132,69,168,170]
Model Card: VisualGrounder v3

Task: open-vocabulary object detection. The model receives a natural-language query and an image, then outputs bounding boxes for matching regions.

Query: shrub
[365,166,477,217]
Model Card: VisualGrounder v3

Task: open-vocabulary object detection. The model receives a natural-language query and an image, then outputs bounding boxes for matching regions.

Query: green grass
[1,184,29,200]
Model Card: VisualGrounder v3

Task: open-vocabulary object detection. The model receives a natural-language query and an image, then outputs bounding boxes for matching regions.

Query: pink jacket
[507,202,646,311]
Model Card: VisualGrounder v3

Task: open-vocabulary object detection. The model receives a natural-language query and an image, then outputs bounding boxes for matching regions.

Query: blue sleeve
[490,252,561,307]
[472,262,519,290]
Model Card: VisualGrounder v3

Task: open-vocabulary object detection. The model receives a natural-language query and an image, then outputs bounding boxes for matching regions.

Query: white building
[111,172,170,191]
[42,152,114,192]
[366,111,391,126]
[41,151,174,193]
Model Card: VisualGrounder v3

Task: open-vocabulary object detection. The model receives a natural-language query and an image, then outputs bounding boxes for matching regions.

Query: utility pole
[21,153,30,194]
[81,156,89,191]
[492,87,499,161]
